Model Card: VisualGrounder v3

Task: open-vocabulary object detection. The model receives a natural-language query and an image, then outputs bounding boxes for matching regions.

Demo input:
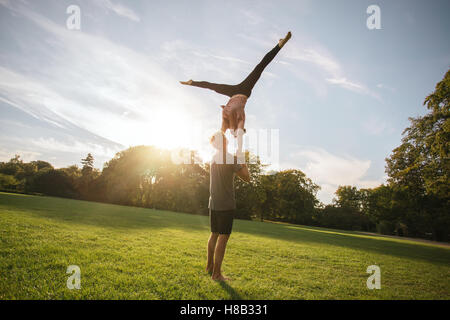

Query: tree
[77,153,99,199]
[30,160,53,171]
[0,155,23,176]
[235,152,267,220]
[81,153,94,176]
[334,186,361,211]
[315,205,361,231]
[0,173,20,191]
[257,169,320,224]
[318,186,372,231]
[360,185,397,234]
[385,69,450,241]
[28,168,76,197]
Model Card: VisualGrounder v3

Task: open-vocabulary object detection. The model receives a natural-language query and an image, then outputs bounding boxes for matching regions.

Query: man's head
[210,131,227,152]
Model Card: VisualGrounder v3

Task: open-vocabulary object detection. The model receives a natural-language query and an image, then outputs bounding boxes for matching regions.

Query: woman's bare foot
[211,274,231,281]
[278,31,292,48]
[180,79,193,85]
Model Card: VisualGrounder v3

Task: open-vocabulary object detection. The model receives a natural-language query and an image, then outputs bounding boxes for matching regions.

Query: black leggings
[190,44,281,98]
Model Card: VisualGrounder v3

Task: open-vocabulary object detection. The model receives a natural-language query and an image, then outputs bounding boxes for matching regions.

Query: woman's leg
[237,32,291,98]
[180,32,291,98]
[180,80,239,98]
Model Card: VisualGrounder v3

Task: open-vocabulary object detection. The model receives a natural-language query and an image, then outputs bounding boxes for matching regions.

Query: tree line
[1,70,448,241]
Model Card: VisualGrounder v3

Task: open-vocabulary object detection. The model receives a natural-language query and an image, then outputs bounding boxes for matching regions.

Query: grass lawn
[0,192,449,300]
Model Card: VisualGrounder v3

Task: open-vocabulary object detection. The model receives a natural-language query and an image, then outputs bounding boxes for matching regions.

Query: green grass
[0,192,449,300]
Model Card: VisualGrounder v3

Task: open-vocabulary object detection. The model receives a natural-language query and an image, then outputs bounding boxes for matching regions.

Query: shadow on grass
[0,192,209,233]
[236,220,450,267]
[217,281,242,300]
[2,192,449,267]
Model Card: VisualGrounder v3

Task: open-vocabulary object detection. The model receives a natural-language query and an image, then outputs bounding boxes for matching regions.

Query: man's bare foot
[206,265,213,274]
[211,274,231,281]
[180,79,193,85]
[278,31,292,48]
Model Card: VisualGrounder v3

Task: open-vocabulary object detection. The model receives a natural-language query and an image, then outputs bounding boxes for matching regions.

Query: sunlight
[138,105,214,163]
[147,108,191,149]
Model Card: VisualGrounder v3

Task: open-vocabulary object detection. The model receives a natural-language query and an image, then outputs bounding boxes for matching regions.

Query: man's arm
[236,164,250,183]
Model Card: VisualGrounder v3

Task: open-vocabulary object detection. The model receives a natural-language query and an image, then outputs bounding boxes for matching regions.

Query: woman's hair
[210,131,227,151]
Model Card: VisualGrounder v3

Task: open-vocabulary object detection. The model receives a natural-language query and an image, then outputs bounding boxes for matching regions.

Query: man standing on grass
[206,131,250,281]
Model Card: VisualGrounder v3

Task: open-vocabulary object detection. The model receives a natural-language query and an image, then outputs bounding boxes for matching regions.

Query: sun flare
[139,107,214,163]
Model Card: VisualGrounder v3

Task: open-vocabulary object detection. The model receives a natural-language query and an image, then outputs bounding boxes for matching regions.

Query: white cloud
[376,83,396,93]
[326,77,373,96]
[30,137,118,158]
[298,149,371,185]
[0,148,41,162]
[0,4,216,154]
[93,0,140,22]
[0,0,10,8]
[209,55,250,65]
[0,69,78,129]
[287,47,341,75]
[281,40,379,99]
[283,147,383,204]
[275,60,292,66]
[160,39,252,83]
[236,33,275,48]
[239,9,263,25]
[362,116,393,136]
[326,77,364,90]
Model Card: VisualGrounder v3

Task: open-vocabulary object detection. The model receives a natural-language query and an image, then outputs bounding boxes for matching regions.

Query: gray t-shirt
[209,153,244,211]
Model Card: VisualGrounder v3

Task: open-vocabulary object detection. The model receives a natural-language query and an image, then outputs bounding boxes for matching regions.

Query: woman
[180,31,291,154]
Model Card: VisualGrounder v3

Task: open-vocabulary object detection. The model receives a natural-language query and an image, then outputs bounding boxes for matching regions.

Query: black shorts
[210,209,235,235]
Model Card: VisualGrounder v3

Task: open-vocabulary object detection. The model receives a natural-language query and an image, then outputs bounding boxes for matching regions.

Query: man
[206,131,250,281]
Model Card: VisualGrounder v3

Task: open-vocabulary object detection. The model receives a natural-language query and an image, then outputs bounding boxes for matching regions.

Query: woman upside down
[180,31,292,156]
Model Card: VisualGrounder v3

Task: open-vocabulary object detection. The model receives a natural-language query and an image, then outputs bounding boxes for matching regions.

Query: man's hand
[236,164,250,183]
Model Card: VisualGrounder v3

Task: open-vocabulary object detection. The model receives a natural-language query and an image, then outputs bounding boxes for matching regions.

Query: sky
[0,0,449,204]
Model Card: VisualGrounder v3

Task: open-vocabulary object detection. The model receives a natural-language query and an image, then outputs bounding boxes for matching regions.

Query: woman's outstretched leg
[179,32,291,98]
[237,31,291,98]
[180,80,238,98]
